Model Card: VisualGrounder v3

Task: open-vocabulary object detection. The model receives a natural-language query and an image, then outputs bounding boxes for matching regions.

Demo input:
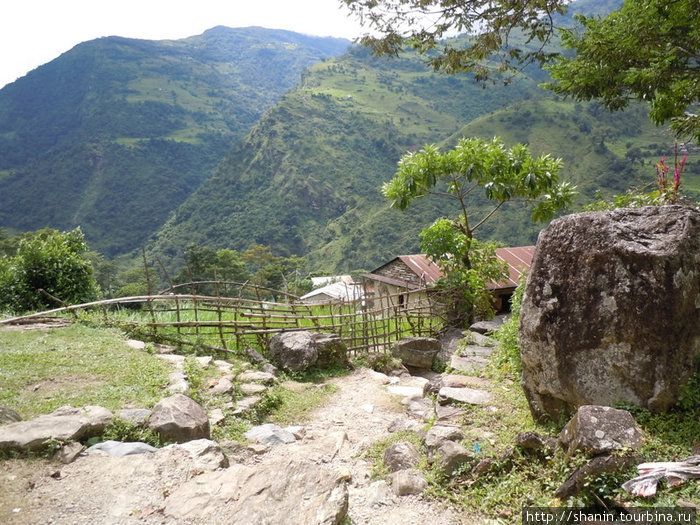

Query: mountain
[0,26,349,256]
[148,36,698,274]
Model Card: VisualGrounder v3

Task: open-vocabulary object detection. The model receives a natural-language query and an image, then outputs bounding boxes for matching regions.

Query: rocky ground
[1,363,485,524]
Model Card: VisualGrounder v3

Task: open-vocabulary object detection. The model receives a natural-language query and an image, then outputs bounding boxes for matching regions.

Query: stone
[148,394,210,443]
[436,440,473,474]
[438,386,493,406]
[407,398,433,421]
[367,480,395,505]
[268,331,349,372]
[163,457,348,524]
[469,320,502,334]
[245,346,267,364]
[233,396,262,415]
[156,354,186,366]
[87,440,158,457]
[313,332,350,369]
[210,377,234,394]
[244,423,296,446]
[125,339,146,350]
[515,431,558,456]
[55,441,84,464]
[208,408,225,427]
[560,405,643,457]
[240,382,267,395]
[386,385,424,399]
[0,405,113,452]
[237,370,278,385]
[555,454,642,499]
[449,354,490,374]
[384,441,421,472]
[391,337,440,369]
[213,359,233,373]
[425,425,465,452]
[520,206,700,419]
[442,374,491,389]
[434,405,465,425]
[195,356,213,368]
[166,439,229,470]
[0,407,22,424]
[167,370,188,394]
[390,468,428,496]
[116,408,152,426]
[423,375,443,396]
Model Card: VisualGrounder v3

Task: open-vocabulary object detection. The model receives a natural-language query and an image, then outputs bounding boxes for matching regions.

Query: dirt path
[1,367,464,524]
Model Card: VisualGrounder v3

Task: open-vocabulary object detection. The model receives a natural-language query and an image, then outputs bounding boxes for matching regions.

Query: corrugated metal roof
[492,246,535,289]
[365,246,535,292]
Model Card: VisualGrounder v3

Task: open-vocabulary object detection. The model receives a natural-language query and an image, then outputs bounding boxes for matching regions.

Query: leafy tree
[0,228,100,313]
[342,0,567,80]
[383,137,575,324]
[544,0,700,142]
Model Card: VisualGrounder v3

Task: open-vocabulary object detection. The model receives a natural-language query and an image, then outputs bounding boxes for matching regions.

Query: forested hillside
[0,27,349,256]
[149,40,698,273]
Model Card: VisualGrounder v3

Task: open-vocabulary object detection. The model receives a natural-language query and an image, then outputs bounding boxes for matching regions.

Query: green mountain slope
[0,26,348,256]
[149,38,698,274]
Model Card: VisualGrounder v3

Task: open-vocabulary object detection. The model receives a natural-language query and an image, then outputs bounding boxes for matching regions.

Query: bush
[0,228,100,313]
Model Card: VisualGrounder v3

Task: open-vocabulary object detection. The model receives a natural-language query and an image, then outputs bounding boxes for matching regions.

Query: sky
[0,0,368,89]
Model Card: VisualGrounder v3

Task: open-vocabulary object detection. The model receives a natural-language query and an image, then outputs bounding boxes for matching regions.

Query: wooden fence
[0,282,447,357]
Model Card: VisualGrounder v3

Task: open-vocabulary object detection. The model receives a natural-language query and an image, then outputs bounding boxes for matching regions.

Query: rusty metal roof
[365,246,535,291]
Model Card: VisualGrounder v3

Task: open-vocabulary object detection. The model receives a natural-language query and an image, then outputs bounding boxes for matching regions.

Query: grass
[0,323,172,417]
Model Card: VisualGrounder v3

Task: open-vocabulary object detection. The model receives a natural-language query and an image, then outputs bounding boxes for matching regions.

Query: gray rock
[237,370,278,385]
[164,457,348,524]
[515,431,558,456]
[449,354,490,374]
[208,408,225,427]
[423,375,443,396]
[391,337,440,369]
[434,405,465,425]
[195,356,213,368]
[87,440,158,457]
[165,439,229,470]
[268,331,349,372]
[210,376,234,394]
[125,339,146,350]
[390,468,428,496]
[167,370,188,394]
[367,480,395,506]
[469,320,502,334]
[425,425,465,452]
[244,423,297,446]
[0,407,22,424]
[240,382,267,395]
[438,386,494,406]
[148,394,210,443]
[437,440,473,474]
[232,395,262,415]
[0,405,113,452]
[384,441,421,472]
[520,206,700,419]
[55,441,84,464]
[560,405,643,457]
[407,398,433,421]
[116,408,152,426]
[555,454,642,499]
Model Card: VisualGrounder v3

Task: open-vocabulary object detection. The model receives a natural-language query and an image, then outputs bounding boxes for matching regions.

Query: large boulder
[268,331,349,372]
[391,337,440,369]
[520,206,700,420]
[0,405,113,452]
[148,394,210,443]
[560,405,643,457]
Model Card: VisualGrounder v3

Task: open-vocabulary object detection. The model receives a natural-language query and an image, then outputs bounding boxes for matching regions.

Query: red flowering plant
[654,148,687,204]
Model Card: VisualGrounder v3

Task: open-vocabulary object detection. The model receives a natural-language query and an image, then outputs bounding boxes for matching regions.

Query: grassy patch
[266,383,338,426]
[0,323,172,417]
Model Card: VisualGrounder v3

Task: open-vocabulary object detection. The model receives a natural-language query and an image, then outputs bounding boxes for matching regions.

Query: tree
[0,228,100,313]
[343,0,700,143]
[544,0,700,142]
[383,137,575,324]
[342,0,567,80]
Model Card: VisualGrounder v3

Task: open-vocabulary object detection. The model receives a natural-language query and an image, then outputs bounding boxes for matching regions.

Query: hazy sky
[1,0,367,88]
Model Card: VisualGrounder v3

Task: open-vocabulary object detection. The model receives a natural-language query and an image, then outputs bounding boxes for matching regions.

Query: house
[299,275,363,304]
[362,246,535,313]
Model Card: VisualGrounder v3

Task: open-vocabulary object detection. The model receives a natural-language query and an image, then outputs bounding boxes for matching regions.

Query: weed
[99,417,166,447]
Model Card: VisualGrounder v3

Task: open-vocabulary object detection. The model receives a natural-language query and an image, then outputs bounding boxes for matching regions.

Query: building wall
[374,260,424,287]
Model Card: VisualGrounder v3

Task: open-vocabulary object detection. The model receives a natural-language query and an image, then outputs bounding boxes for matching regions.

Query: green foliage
[0,228,100,313]
[491,279,525,378]
[0,28,348,258]
[546,0,700,143]
[342,0,568,80]
[100,417,166,448]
